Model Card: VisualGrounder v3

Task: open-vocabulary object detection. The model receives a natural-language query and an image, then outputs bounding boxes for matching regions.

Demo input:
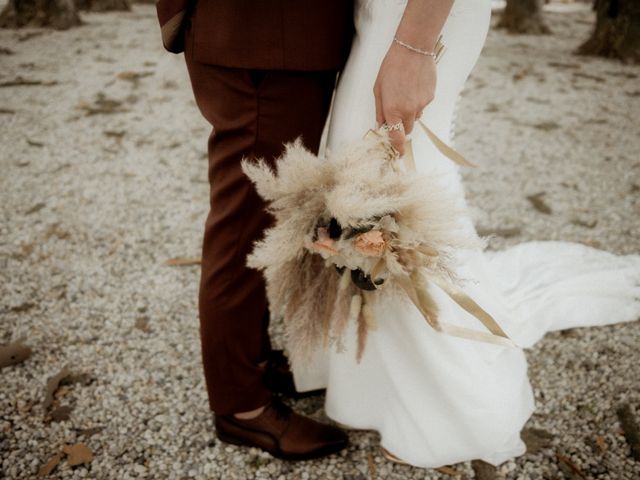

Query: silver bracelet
[393,35,446,63]
[393,36,436,57]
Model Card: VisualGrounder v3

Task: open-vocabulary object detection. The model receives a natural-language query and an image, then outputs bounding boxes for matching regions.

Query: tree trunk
[0,0,81,29]
[578,0,640,64]
[75,0,131,12]
[497,0,551,34]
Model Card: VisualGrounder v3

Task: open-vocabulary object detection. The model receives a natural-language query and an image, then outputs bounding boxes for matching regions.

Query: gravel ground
[1,4,639,480]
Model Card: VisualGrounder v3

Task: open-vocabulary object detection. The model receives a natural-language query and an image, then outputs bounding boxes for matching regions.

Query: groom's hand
[373,41,437,156]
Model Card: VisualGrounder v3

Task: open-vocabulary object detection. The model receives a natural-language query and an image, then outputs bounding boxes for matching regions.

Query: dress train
[291,0,640,468]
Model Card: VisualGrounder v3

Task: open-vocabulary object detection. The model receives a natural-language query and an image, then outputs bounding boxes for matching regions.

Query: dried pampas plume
[241,131,481,365]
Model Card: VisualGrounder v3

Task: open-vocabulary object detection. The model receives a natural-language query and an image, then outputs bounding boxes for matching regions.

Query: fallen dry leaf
[17,401,34,413]
[43,366,72,409]
[617,403,640,461]
[521,427,554,454]
[76,426,104,437]
[512,66,531,81]
[25,202,46,214]
[165,257,201,267]
[9,302,35,313]
[116,70,153,84]
[367,452,376,478]
[78,92,128,116]
[0,340,32,368]
[556,453,586,479]
[471,459,496,480]
[526,192,552,215]
[103,130,126,139]
[532,121,560,131]
[43,223,71,241]
[50,405,73,422]
[62,443,93,466]
[63,372,94,387]
[436,465,463,476]
[134,316,151,333]
[0,77,58,87]
[573,72,606,83]
[54,385,71,398]
[37,453,61,477]
[548,61,581,70]
[580,239,603,249]
[595,435,607,452]
[571,218,597,229]
[18,31,45,42]
[27,139,44,148]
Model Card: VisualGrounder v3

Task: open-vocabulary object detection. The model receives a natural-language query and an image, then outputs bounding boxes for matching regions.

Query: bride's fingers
[384,114,406,156]
[404,116,415,136]
[374,86,384,129]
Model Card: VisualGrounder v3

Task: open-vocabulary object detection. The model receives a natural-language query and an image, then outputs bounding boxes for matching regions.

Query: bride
[290,0,640,468]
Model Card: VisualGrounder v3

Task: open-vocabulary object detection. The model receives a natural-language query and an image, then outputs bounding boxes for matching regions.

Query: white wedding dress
[291,0,640,468]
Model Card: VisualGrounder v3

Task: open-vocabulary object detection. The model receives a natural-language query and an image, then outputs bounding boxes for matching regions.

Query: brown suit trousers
[182,9,349,414]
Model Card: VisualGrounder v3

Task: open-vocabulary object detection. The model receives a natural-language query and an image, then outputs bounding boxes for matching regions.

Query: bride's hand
[373,42,437,156]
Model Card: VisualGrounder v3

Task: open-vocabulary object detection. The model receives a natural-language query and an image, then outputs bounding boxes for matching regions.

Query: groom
[156,0,355,460]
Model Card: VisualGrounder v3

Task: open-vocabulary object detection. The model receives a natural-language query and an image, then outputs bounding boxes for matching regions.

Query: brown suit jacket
[156,0,354,71]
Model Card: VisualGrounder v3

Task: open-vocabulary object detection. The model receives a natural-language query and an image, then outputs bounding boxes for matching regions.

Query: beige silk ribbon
[365,121,516,348]
[396,272,514,348]
[430,280,514,347]
[416,120,477,167]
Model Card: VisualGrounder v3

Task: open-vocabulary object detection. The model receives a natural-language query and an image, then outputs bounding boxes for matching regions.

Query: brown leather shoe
[214,397,348,460]
[263,350,325,399]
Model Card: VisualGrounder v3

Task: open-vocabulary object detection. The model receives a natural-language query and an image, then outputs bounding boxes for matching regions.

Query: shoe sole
[289,388,326,400]
[216,429,348,461]
[334,420,355,431]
